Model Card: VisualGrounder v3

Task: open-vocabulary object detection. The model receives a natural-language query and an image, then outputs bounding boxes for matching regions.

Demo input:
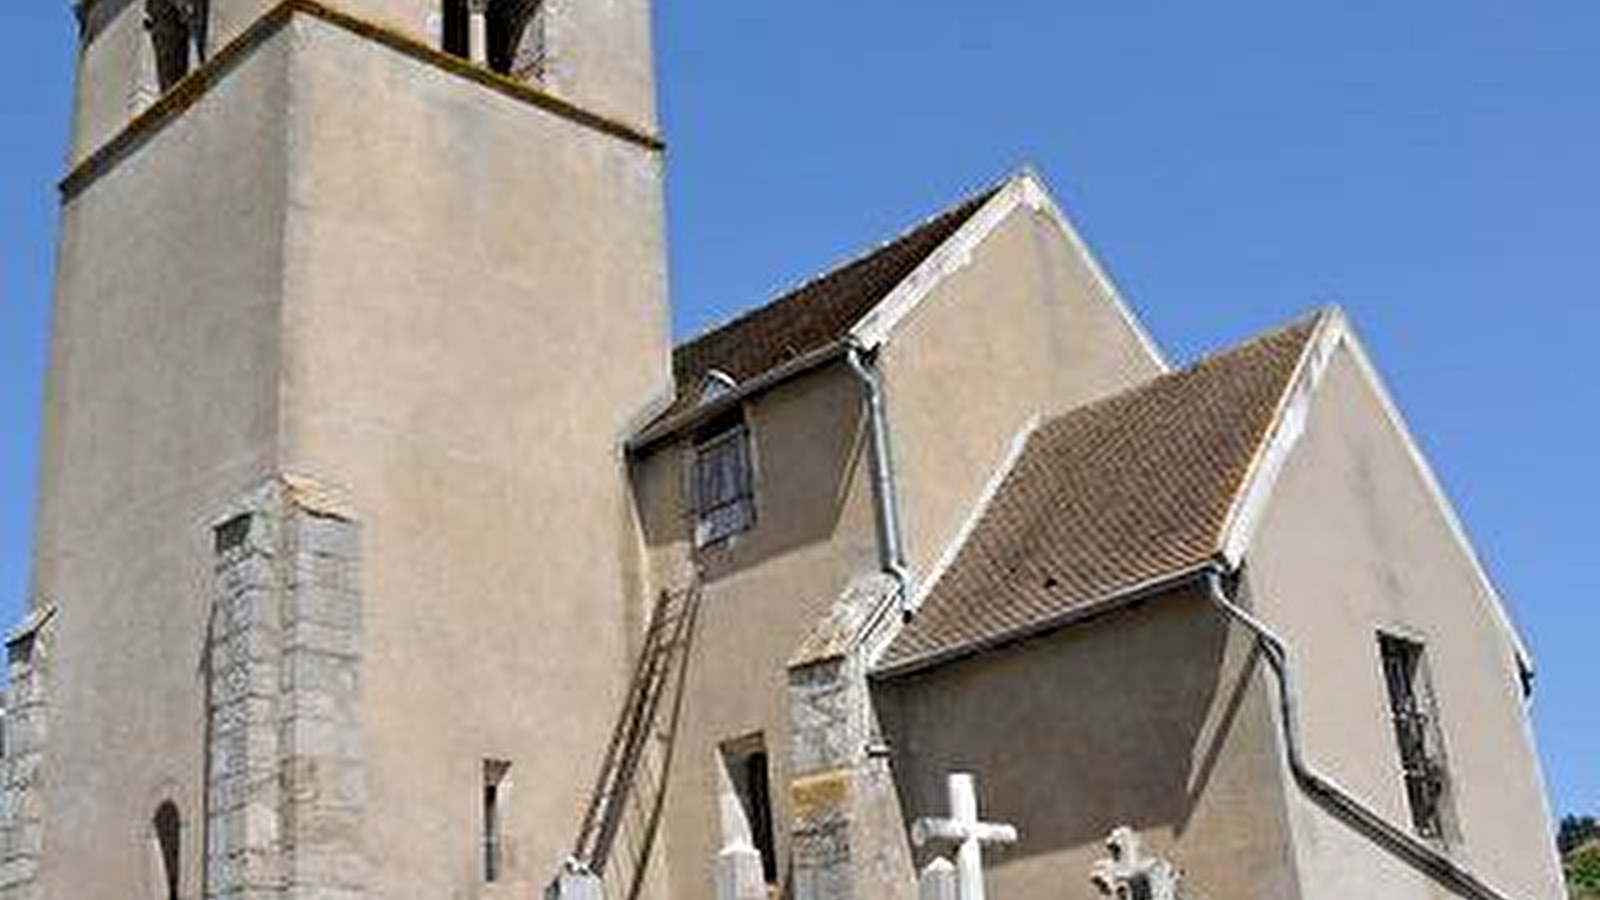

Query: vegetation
[1565,817,1600,855]
[1565,816,1600,900]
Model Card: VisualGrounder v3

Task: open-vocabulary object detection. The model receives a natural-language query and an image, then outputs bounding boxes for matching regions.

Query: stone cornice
[61,0,665,199]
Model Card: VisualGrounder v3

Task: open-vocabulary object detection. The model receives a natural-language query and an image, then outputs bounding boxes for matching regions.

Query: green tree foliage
[1565,817,1600,855]
[1561,816,1600,899]
[1568,840,1600,899]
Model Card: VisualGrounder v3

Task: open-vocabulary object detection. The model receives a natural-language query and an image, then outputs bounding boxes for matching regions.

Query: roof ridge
[1033,307,1330,440]
[673,178,1007,357]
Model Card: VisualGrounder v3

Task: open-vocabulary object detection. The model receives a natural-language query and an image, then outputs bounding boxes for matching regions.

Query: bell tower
[15,0,670,896]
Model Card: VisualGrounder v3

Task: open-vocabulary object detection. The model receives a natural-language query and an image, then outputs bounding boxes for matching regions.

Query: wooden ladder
[570,574,704,900]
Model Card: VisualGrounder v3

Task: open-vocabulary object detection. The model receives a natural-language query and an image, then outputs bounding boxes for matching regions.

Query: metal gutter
[844,342,913,651]
[1203,564,1520,900]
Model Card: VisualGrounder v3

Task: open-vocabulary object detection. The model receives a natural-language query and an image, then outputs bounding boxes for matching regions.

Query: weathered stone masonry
[0,605,55,900]
[786,575,915,900]
[207,476,366,900]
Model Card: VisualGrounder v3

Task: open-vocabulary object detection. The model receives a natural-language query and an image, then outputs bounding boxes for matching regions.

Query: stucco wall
[30,27,291,900]
[1246,342,1565,900]
[879,201,1164,586]
[277,14,669,899]
[876,589,1302,900]
[633,364,881,900]
[70,0,657,168]
[630,196,1166,899]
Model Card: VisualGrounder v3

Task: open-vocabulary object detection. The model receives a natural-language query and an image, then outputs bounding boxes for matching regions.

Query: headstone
[716,840,768,900]
[547,858,605,900]
[1089,827,1180,900]
[910,773,1018,900]
[918,857,958,900]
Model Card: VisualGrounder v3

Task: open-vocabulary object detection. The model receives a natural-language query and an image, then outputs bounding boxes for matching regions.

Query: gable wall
[1246,342,1564,900]
[876,588,1302,900]
[878,200,1164,588]
[631,363,881,900]
[627,194,1169,897]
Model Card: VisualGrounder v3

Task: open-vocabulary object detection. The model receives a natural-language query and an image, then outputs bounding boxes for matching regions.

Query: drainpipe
[1202,565,1518,900]
[845,342,913,637]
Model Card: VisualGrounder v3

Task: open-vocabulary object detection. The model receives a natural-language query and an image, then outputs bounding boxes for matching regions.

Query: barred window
[1379,634,1450,840]
[692,420,755,547]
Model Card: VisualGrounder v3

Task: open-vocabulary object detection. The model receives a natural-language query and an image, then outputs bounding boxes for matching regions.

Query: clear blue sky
[1,2,1594,821]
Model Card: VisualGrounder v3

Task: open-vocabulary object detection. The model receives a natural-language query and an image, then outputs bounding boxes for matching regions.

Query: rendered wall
[1246,342,1565,900]
[69,0,657,167]
[632,364,882,900]
[29,27,291,900]
[631,194,1167,900]
[275,13,670,898]
[876,589,1302,900]
[878,201,1164,585]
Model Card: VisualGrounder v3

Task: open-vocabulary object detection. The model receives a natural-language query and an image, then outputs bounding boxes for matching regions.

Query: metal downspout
[1202,566,1519,900]
[845,343,913,640]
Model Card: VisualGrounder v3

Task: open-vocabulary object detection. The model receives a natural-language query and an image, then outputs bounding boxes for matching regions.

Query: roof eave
[627,341,850,452]
[872,563,1218,681]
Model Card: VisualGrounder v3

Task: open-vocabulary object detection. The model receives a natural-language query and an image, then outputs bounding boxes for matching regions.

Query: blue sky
[2,1,1594,822]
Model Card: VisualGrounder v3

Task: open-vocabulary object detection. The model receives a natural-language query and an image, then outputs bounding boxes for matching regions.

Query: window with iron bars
[1378,633,1450,840]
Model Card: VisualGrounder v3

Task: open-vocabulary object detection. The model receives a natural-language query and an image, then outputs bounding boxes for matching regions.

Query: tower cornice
[61,0,666,200]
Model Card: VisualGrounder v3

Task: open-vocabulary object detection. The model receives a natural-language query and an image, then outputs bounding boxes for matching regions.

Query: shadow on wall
[634,367,873,581]
[875,589,1252,870]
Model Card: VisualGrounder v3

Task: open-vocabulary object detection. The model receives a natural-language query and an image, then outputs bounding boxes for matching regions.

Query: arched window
[487,0,548,82]
[152,801,181,900]
[441,0,470,59]
[146,0,192,91]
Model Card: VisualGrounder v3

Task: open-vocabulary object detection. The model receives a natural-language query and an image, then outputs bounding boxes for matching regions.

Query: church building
[0,2,1566,900]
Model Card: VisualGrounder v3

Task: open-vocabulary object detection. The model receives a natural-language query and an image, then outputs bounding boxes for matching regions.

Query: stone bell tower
[10,0,670,896]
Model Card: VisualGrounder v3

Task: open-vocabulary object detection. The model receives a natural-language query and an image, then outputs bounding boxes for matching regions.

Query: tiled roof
[879,312,1326,674]
[663,188,998,420]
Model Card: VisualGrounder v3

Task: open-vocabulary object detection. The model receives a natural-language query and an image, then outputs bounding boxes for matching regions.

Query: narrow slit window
[1378,634,1450,840]
[483,760,511,882]
[692,415,755,547]
[152,801,181,900]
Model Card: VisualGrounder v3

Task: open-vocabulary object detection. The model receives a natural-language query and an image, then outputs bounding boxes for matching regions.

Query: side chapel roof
[878,312,1328,674]
[659,186,999,421]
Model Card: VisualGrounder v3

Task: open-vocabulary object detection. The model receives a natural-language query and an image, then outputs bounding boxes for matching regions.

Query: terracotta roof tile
[664,188,998,419]
[879,312,1326,673]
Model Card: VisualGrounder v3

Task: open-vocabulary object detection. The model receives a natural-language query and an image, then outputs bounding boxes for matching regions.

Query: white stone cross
[911,773,1019,900]
[1089,826,1180,900]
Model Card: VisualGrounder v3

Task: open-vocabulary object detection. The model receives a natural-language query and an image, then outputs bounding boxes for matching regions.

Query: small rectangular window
[692,420,755,547]
[483,760,511,881]
[1378,634,1450,840]
[720,736,778,885]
